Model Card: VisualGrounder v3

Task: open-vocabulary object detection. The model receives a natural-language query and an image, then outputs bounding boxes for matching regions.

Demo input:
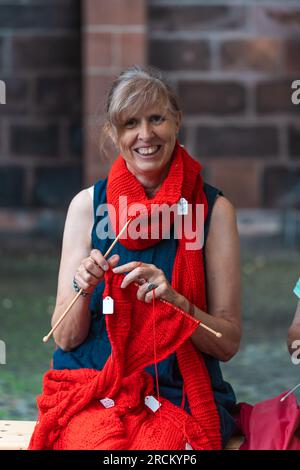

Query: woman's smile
[133,144,163,158]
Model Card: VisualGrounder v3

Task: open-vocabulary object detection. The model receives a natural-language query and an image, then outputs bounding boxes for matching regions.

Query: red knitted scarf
[106,141,221,444]
[28,143,221,450]
[107,142,209,305]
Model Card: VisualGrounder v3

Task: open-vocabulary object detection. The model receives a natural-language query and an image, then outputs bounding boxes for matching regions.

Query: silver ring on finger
[146,282,158,292]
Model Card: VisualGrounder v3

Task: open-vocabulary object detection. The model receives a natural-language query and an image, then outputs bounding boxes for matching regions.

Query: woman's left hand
[112,261,180,305]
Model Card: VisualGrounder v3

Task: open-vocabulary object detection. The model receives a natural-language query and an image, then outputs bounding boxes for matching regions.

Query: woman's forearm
[51,294,92,351]
[174,293,241,362]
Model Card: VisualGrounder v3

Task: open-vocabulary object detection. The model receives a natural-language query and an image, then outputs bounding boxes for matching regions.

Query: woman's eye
[124,119,137,129]
[151,115,164,124]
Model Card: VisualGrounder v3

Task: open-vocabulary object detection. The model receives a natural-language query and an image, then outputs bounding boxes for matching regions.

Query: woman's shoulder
[203,182,237,243]
[65,188,95,234]
[202,180,235,219]
[68,187,93,213]
[59,188,95,250]
[211,194,237,223]
[206,193,239,253]
[66,177,109,227]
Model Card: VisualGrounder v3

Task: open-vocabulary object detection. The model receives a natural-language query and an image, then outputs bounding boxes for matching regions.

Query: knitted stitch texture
[29,272,219,450]
[28,142,221,450]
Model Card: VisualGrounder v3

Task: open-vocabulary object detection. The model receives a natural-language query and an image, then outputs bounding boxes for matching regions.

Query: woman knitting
[29,66,241,451]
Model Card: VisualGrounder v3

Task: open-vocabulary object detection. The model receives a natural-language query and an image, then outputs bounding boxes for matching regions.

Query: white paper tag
[103,296,114,314]
[185,442,193,450]
[100,397,115,409]
[144,395,162,413]
[177,197,188,215]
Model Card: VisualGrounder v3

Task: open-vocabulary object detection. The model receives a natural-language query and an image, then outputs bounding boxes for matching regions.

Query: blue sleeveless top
[53,179,238,448]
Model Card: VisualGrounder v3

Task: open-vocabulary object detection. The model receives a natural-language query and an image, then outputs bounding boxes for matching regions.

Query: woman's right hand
[74,249,120,294]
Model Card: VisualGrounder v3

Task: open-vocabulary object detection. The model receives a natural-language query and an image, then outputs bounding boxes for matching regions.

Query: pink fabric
[237,392,300,450]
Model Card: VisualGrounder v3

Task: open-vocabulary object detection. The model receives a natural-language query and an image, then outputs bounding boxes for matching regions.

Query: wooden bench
[0,420,36,450]
[0,420,244,450]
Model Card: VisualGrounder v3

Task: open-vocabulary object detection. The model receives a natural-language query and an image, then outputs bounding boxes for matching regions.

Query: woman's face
[115,105,181,180]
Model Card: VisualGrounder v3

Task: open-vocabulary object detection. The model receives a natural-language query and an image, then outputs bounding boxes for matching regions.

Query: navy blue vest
[53,179,238,447]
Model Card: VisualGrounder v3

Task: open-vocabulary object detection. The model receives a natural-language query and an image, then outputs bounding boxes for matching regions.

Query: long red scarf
[107,141,208,305]
[107,141,221,446]
[28,142,221,450]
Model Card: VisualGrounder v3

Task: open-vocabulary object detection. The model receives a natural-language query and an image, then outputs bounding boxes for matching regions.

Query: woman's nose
[138,121,153,140]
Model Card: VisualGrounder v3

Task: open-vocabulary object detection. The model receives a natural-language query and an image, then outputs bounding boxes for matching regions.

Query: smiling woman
[103,67,181,198]
[115,109,178,199]
[117,108,180,195]
[29,66,241,451]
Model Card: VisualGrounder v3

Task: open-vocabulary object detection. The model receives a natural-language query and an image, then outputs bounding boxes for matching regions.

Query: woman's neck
[144,185,160,199]
[126,163,171,199]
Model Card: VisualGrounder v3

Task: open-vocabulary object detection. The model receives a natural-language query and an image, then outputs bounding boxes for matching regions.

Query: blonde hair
[100,65,181,154]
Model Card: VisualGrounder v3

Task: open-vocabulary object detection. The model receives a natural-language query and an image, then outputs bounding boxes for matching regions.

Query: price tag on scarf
[185,442,193,450]
[177,197,188,215]
[100,397,115,409]
[144,395,162,413]
[103,296,114,314]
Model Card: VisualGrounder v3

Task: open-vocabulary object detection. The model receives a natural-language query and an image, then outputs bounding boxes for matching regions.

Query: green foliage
[0,250,58,419]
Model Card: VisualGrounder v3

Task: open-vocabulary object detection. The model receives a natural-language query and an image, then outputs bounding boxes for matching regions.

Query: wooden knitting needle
[280,382,300,402]
[42,217,133,343]
[159,299,222,338]
[43,214,221,343]
[198,323,222,338]
[161,298,222,338]
[133,282,222,338]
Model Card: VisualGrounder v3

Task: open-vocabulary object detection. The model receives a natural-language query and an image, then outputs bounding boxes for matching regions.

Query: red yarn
[107,141,221,447]
[28,142,221,450]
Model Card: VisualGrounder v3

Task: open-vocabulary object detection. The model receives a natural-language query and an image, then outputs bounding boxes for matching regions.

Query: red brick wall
[147,2,300,208]
[1,1,299,214]
[0,0,82,209]
[82,0,146,183]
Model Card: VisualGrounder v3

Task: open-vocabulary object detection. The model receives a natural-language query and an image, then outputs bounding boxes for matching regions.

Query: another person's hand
[74,250,120,294]
[112,261,180,305]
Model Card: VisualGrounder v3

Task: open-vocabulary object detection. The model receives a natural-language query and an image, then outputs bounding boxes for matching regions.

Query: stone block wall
[1,0,300,220]
[0,0,82,211]
[82,0,146,183]
[148,1,300,208]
